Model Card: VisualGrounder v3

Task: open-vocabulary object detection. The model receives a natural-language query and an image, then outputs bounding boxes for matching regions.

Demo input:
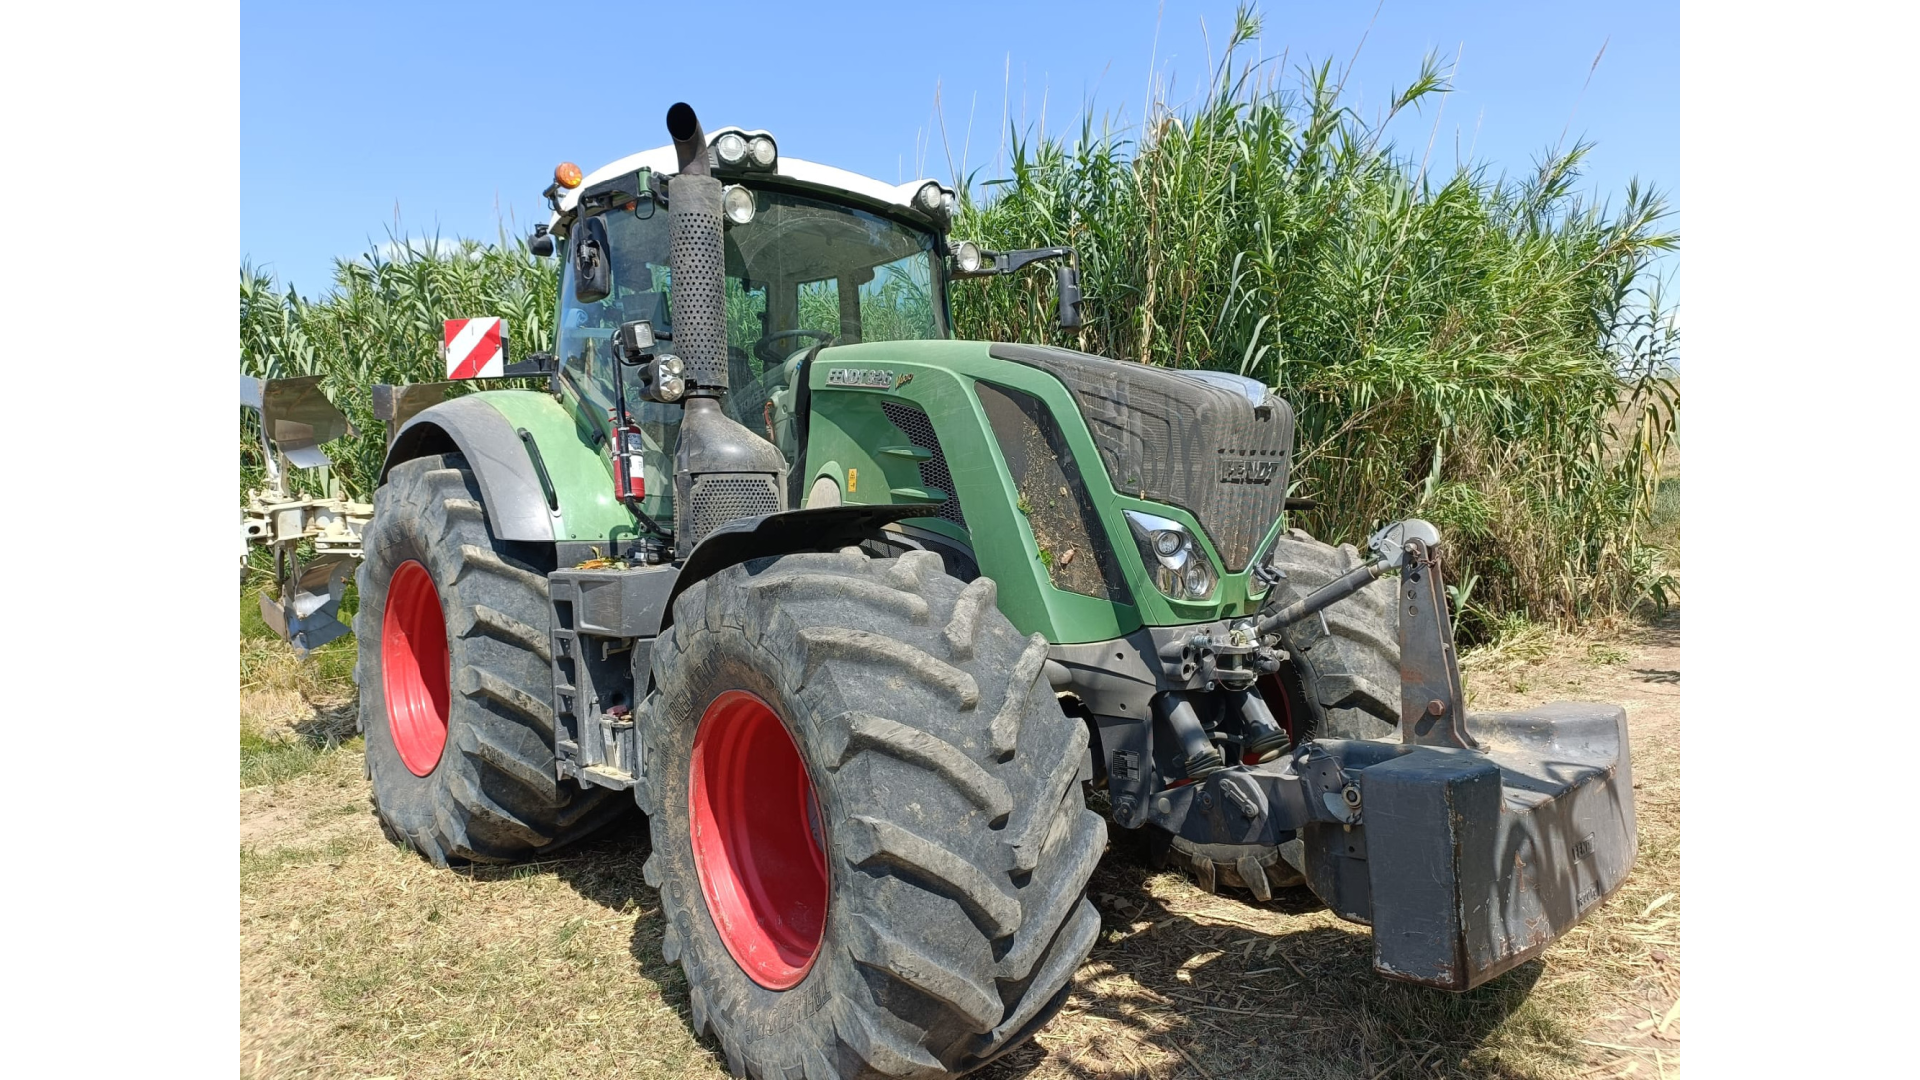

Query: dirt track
[240,610,1679,1079]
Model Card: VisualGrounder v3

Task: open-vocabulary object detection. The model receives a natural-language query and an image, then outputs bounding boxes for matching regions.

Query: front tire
[1265,527,1402,739]
[640,549,1106,1079]
[354,453,625,865]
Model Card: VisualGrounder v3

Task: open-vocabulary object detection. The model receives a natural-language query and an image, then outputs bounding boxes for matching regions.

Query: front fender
[661,504,930,630]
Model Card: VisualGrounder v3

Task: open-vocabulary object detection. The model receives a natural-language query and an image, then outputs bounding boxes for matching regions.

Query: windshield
[555,185,946,521]
[723,190,945,353]
[560,188,944,374]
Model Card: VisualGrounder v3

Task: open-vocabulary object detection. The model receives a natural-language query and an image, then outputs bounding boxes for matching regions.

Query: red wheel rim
[688,690,828,990]
[382,559,451,777]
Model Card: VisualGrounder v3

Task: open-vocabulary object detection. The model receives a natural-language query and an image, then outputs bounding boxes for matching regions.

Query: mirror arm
[993,246,1075,275]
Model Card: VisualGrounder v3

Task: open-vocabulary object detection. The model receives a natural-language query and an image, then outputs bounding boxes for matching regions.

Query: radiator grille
[880,402,967,528]
[975,381,1129,604]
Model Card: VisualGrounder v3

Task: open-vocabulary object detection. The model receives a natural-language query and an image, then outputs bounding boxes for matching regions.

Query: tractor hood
[987,344,1294,574]
[796,339,1295,644]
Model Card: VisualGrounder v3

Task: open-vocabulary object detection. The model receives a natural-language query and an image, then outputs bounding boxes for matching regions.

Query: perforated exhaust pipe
[665,103,727,395]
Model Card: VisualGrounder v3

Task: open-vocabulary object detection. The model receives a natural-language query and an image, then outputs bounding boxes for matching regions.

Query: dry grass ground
[240,608,1679,1080]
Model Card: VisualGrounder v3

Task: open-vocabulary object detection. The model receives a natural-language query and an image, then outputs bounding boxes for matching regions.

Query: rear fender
[382,395,560,542]
[380,391,637,546]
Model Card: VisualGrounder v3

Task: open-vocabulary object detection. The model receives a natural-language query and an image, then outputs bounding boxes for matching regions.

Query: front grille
[880,401,967,528]
[687,474,781,544]
[989,344,1293,572]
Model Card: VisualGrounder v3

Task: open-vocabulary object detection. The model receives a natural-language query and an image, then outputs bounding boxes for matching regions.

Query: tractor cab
[541,134,1082,536]
[544,138,962,512]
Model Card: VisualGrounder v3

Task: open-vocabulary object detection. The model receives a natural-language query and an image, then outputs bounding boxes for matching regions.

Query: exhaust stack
[662,102,788,559]
[667,102,710,176]
[664,103,728,396]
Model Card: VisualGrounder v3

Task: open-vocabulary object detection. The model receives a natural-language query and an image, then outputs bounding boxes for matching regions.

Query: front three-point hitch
[1257,519,1473,749]
[1139,520,1637,990]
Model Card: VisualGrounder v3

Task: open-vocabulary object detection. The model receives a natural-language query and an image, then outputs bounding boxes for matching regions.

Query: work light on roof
[714,132,748,166]
[915,181,945,215]
[748,135,777,169]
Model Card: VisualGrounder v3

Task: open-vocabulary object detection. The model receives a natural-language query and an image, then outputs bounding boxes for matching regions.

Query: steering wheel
[755,328,835,367]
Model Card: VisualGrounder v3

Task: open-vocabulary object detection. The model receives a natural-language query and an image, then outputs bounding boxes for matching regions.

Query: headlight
[722,184,756,224]
[714,132,747,166]
[649,355,687,402]
[1124,510,1218,601]
[952,240,982,274]
[747,135,777,169]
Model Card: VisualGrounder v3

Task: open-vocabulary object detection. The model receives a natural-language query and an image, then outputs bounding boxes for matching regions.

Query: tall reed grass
[239,235,556,500]
[950,8,1677,627]
[240,5,1676,630]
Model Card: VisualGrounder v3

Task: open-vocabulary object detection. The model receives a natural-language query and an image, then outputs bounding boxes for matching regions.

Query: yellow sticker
[847,468,858,493]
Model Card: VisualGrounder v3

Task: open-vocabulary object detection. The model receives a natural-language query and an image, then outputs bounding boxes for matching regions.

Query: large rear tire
[640,549,1106,1079]
[354,453,626,866]
[1163,527,1401,896]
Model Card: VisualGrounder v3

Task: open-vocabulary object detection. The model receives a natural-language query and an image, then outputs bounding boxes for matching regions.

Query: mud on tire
[640,548,1107,1079]
[354,453,627,866]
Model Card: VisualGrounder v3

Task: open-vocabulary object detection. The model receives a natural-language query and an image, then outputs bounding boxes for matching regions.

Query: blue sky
[242,0,1677,304]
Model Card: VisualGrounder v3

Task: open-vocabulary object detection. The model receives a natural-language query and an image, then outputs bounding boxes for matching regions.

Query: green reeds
[949,7,1677,629]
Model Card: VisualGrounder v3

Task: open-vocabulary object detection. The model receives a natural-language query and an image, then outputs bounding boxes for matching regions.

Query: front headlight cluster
[1125,510,1217,601]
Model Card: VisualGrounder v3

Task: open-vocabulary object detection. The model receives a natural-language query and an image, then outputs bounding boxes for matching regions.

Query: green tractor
[243,103,1636,1079]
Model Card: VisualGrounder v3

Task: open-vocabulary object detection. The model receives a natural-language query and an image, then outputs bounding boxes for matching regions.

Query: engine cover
[989,344,1294,571]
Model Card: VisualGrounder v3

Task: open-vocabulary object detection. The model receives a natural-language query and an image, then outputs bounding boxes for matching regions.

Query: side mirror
[1055,265,1083,330]
[573,216,611,303]
[529,223,555,258]
[948,242,1084,329]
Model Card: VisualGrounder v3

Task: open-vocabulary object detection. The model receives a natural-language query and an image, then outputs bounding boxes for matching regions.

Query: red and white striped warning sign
[444,317,506,379]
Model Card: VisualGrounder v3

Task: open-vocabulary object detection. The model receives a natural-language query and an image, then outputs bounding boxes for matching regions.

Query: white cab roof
[554,138,944,223]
